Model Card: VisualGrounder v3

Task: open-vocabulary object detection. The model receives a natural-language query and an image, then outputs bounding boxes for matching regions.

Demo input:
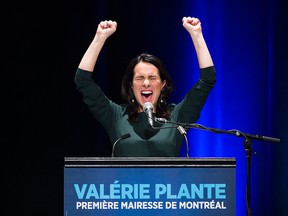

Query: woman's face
[131,61,166,112]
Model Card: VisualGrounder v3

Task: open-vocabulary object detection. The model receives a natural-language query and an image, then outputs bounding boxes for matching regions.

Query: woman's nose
[143,79,150,87]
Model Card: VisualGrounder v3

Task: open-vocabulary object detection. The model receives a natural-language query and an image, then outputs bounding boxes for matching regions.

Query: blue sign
[64,167,235,216]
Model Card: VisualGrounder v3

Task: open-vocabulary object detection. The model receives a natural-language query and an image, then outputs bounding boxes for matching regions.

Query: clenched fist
[97,20,117,39]
[182,17,202,37]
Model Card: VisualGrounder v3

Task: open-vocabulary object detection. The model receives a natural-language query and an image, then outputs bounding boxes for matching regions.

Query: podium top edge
[64,157,236,168]
[64,157,236,161]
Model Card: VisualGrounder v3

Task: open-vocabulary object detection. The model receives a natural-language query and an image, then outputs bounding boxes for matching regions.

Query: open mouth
[141,90,153,101]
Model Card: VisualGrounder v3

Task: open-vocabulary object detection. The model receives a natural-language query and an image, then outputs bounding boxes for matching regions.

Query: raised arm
[182,17,213,69]
[78,20,117,72]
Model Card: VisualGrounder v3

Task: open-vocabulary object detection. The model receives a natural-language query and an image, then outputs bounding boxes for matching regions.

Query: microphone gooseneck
[111,133,131,157]
[177,126,189,158]
[143,102,154,128]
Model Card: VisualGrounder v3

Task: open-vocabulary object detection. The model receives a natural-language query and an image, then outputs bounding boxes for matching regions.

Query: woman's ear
[161,80,166,90]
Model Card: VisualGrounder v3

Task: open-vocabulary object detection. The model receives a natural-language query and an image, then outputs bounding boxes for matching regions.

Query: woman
[75,17,216,157]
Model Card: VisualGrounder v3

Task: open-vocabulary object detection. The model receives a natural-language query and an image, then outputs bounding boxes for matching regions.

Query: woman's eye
[150,76,158,81]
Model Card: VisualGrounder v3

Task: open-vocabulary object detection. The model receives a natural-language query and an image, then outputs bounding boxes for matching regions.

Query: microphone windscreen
[143,102,153,112]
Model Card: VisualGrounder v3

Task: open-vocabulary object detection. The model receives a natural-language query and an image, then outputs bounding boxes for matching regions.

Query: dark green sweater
[75,67,216,157]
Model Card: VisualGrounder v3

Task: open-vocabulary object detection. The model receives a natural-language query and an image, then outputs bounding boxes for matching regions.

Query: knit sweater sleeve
[172,66,216,123]
[74,68,122,131]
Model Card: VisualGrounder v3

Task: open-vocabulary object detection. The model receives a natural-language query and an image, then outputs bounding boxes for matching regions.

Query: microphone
[143,102,154,128]
[111,133,131,157]
[177,126,189,157]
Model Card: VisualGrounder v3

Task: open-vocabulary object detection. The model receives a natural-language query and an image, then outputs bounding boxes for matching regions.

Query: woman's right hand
[78,20,117,71]
[96,20,117,39]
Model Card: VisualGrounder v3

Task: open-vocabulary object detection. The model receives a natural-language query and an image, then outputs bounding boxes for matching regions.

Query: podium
[64,157,236,216]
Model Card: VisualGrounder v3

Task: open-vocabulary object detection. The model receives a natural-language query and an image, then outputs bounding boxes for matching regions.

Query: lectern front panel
[64,157,236,216]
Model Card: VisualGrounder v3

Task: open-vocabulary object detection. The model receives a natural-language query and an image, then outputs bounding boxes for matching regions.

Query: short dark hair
[121,52,173,122]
